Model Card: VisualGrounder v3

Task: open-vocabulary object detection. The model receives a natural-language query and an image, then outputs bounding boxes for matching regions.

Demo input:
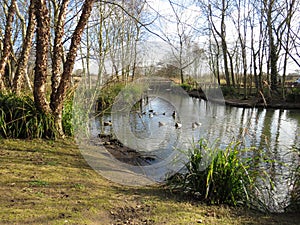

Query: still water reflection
[94,95,299,211]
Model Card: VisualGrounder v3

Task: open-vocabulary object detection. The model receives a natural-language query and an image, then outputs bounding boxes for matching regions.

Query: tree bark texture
[33,0,51,113]
[0,0,16,91]
[13,0,36,94]
[266,0,278,91]
[50,0,70,109]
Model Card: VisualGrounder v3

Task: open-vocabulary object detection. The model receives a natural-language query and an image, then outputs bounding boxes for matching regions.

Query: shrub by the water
[168,139,273,208]
[221,86,236,96]
[180,83,193,92]
[97,82,125,111]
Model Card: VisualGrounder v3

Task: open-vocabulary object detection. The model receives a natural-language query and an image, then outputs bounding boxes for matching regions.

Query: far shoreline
[188,89,300,110]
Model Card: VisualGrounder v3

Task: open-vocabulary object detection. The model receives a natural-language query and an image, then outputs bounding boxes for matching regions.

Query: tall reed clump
[168,138,273,208]
[0,93,57,139]
[287,164,300,211]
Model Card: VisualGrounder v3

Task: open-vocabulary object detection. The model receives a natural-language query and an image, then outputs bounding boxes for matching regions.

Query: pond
[87,84,299,212]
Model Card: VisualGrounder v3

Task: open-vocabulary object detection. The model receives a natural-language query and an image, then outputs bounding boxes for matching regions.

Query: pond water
[91,91,299,212]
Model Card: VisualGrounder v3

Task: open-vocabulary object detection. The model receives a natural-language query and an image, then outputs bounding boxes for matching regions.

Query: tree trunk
[33,0,51,113]
[210,29,220,85]
[51,0,95,136]
[13,0,36,94]
[0,0,16,91]
[220,0,230,87]
[266,0,278,91]
[50,0,70,109]
[228,53,235,87]
[208,2,230,86]
[281,0,295,100]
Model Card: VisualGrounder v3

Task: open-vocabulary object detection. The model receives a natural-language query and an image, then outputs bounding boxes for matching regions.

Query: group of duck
[103,110,202,129]
[145,110,202,129]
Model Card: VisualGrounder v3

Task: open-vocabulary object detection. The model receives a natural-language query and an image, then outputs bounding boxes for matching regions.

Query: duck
[192,122,198,129]
[175,122,182,129]
[172,111,177,118]
[158,121,166,126]
[149,113,153,118]
[162,112,166,115]
[194,122,202,126]
[103,120,112,126]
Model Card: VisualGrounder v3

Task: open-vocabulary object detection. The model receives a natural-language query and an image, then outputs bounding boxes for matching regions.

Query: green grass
[0,138,299,224]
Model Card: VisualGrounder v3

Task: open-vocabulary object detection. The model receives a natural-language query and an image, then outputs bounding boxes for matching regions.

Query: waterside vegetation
[168,139,275,210]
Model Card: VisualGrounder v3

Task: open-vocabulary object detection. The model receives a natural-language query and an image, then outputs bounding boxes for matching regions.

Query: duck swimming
[103,120,112,126]
[158,121,166,126]
[175,122,182,129]
[192,122,202,129]
[192,122,198,129]
[172,111,177,118]
[194,122,202,126]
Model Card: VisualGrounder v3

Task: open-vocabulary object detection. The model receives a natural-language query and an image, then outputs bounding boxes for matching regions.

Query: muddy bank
[91,133,156,166]
[188,89,300,109]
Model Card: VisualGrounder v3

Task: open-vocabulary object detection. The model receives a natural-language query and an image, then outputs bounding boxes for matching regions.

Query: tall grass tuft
[62,97,74,137]
[287,164,300,211]
[0,92,57,139]
[168,138,273,208]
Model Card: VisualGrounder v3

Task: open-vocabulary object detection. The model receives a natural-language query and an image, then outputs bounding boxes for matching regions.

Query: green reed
[287,164,300,212]
[168,138,274,208]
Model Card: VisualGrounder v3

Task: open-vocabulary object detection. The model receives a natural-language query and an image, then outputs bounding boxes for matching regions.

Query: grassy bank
[0,139,299,225]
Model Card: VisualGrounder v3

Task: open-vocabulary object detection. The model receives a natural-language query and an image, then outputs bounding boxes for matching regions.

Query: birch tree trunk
[51,0,95,136]
[33,0,51,113]
[50,0,70,110]
[0,0,16,91]
[13,0,36,94]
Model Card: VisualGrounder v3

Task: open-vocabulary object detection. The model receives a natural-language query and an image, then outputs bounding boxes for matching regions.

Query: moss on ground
[0,138,299,224]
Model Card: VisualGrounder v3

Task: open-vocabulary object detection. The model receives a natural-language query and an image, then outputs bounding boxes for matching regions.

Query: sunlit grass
[0,139,299,224]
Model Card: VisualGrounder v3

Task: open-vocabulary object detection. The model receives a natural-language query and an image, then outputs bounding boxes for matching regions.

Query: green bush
[0,93,57,138]
[97,82,125,111]
[180,83,193,91]
[221,86,236,96]
[286,87,300,103]
[168,139,273,208]
[0,92,74,139]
